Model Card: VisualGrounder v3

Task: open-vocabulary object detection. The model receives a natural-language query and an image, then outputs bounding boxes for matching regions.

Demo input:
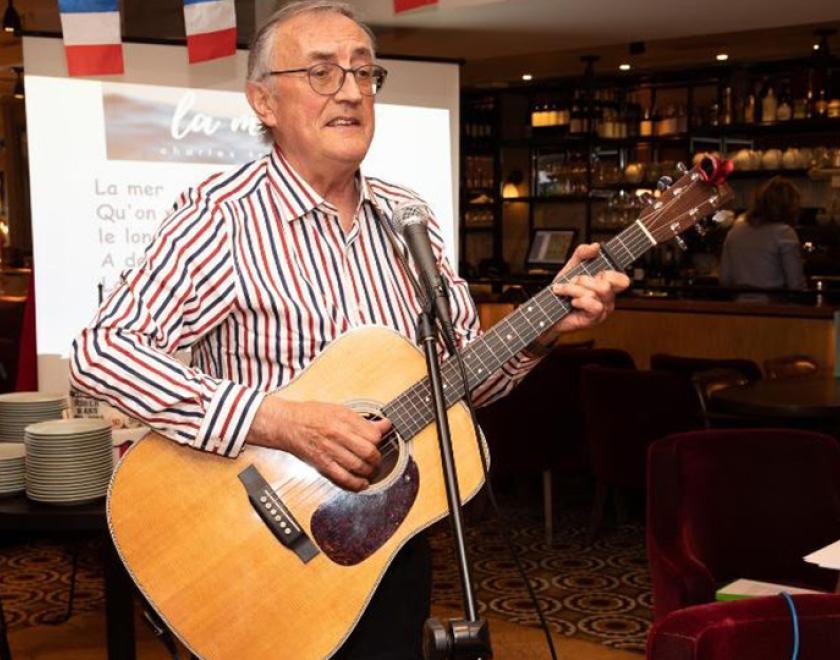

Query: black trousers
[333,533,432,660]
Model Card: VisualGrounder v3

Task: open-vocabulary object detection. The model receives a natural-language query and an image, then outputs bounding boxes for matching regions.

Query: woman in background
[720,176,807,294]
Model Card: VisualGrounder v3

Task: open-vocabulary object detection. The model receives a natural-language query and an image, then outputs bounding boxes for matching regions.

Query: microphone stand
[417,290,492,660]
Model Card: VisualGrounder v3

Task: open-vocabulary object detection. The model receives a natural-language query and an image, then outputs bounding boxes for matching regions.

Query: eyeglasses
[266,63,388,97]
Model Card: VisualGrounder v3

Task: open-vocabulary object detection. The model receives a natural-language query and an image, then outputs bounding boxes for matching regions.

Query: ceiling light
[813,43,820,50]
[521,74,532,81]
[716,53,729,61]
[3,0,20,35]
[619,63,631,71]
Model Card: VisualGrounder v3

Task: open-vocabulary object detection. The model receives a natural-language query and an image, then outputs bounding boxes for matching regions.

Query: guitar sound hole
[362,412,401,486]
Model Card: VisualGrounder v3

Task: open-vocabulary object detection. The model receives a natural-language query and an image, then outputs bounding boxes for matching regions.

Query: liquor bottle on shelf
[815,88,828,117]
[677,104,688,133]
[742,93,756,124]
[570,91,586,134]
[828,72,840,119]
[640,105,653,136]
[721,85,733,125]
[761,80,777,123]
[776,81,793,121]
[800,69,815,119]
[657,104,678,135]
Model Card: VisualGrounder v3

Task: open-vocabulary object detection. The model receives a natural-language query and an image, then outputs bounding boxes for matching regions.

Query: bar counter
[473,284,838,372]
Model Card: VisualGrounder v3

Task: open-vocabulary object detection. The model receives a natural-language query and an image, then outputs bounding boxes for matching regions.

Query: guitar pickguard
[310,458,419,566]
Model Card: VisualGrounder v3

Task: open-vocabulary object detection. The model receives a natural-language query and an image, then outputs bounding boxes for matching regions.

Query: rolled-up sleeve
[69,186,264,457]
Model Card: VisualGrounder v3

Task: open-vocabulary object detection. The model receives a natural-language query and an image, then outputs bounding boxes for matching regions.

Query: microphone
[391,201,457,351]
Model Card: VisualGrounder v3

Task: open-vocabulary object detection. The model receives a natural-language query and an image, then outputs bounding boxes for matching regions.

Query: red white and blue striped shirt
[69,146,539,458]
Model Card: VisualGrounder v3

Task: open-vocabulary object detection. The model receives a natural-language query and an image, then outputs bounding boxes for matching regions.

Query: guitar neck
[381,222,654,441]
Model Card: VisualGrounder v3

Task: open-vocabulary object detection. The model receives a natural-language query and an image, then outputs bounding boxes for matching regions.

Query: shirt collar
[267,144,384,222]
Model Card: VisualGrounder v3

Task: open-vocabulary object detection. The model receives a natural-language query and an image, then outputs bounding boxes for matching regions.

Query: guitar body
[108,326,487,659]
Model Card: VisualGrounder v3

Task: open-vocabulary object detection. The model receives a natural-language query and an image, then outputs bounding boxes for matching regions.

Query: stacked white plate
[0,444,25,496]
[0,392,68,443]
[24,419,113,505]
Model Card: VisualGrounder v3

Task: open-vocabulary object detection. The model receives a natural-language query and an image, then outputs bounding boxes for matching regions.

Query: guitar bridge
[238,465,319,564]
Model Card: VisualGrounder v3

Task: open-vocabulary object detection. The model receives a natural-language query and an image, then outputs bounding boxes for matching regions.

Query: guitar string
[273,186,720,506]
[364,185,713,455]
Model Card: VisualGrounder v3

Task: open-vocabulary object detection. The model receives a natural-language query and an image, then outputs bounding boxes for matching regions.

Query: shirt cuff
[194,382,266,457]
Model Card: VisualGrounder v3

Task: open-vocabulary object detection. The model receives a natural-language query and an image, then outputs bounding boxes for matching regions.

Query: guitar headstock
[638,155,735,245]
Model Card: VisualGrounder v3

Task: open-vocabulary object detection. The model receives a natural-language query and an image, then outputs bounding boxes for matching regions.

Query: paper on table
[804,539,840,570]
[716,579,824,601]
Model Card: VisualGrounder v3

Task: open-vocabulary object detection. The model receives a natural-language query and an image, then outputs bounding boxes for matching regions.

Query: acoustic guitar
[107,156,734,658]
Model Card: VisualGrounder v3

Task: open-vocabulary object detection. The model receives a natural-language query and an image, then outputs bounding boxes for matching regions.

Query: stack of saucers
[0,444,25,496]
[0,393,68,443]
[24,419,113,505]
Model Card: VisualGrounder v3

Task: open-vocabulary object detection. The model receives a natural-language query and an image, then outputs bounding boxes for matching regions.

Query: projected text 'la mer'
[170,92,260,139]
[95,178,168,269]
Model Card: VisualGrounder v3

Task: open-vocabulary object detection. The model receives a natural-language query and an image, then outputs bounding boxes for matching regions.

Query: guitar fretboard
[381,222,655,441]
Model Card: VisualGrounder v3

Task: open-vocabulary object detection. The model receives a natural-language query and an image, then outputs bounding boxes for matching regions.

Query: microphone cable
[375,201,558,658]
[780,592,800,660]
[444,326,559,660]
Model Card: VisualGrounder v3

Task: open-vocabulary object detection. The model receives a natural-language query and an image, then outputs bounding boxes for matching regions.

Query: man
[70,1,629,657]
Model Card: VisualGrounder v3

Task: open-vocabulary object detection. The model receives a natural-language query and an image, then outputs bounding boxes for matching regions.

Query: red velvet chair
[647,595,840,660]
[477,347,634,543]
[581,366,702,538]
[647,429,840,620]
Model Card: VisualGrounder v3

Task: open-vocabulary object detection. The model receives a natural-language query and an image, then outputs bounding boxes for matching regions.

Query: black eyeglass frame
[265,63,388,97]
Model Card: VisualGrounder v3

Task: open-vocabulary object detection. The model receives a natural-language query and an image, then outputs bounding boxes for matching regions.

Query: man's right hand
[246,397,390,492]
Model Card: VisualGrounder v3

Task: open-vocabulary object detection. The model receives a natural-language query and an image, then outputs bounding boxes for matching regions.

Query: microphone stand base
[422,616,492,660]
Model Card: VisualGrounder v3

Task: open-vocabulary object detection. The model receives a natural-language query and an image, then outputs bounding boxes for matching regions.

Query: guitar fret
[380,166,733,443]
[612,234,635,265]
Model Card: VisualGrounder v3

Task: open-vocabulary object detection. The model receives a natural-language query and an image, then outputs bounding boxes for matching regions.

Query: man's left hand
[532,243,630,349]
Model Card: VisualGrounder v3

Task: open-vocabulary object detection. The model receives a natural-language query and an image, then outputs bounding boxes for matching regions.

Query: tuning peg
[694,223,707,237]
[639,192,655,206]
[674,236,687,251]
[656,176,673,191]
[676,162,688,174]
[711,210,734,225]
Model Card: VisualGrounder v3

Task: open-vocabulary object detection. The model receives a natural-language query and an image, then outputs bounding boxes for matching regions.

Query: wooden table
[0,495,136,660]
[709,376,840,422]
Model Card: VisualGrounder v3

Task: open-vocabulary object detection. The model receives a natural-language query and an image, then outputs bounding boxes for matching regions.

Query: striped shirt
[69,146,540,458]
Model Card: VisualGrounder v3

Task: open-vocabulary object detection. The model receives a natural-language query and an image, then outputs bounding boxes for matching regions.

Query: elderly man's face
[260,11,376,173]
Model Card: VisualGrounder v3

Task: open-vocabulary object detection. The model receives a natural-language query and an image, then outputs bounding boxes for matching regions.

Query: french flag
[183,0,237,64]
[58,0,124,76]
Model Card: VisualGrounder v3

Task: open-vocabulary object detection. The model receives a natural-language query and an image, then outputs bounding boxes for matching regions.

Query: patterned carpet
[0,534,105,630]
[0,506,651,654]
[429,507,651,654]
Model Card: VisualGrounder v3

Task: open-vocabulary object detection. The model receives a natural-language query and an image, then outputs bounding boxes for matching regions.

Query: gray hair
[247,1,377,83]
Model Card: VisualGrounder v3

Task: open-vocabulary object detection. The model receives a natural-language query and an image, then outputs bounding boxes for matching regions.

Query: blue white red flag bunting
[57,0,124,76]
[182,0,237,64]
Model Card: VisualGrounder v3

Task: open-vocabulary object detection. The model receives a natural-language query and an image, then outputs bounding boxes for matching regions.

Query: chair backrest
[650,429,840,595]
[690,368,750,428]
[651,353,762,383]
[553,339,595,351]
[581,366,702,487]
[476,348,634,474]
[763,354,821,380]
